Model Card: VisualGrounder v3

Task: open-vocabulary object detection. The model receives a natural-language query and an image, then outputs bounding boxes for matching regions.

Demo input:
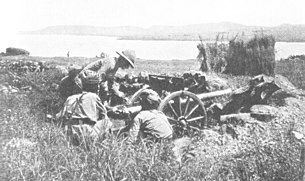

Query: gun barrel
[197,88,232,100]
[124,89,232,115]
[149,74,181,79]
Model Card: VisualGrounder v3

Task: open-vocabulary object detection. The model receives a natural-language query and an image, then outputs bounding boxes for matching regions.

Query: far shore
[19,33,305,43]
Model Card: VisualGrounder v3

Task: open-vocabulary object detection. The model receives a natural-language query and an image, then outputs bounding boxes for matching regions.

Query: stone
[220,113,251,126]
[205,73,229,91]
[250,104,278,122]
[274,74,305,97]
[292,131,304,141]
[284,97,305,108]
[5,47,30,56]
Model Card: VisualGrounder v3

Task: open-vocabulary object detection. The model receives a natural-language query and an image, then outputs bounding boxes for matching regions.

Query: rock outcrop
[5,47,30,56]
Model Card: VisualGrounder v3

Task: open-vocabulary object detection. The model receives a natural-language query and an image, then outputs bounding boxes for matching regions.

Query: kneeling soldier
[128,89,173,142]
[56,70,112,145]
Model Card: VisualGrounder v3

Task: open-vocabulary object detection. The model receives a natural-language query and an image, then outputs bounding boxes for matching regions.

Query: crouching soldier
[56,70,112,146]
[127,89,173,142]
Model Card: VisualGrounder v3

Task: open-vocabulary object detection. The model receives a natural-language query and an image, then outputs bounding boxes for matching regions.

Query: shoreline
[19,33,305,43]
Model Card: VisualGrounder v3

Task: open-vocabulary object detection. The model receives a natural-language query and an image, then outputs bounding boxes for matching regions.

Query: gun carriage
[110,72,233,136]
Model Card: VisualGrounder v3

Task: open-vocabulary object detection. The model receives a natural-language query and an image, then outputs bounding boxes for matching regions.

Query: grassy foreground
[1,56,305,180]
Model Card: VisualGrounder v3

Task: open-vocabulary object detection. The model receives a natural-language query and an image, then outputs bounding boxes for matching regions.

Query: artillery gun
[109,72,233,137]
[110,73,280,138]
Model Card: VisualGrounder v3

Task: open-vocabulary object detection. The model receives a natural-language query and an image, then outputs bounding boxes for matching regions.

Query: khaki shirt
[129,110,173,141]
[56,92,107,123]
[74,57,117,89]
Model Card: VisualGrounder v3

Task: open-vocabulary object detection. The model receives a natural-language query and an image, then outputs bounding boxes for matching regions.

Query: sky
[1,0,305,34]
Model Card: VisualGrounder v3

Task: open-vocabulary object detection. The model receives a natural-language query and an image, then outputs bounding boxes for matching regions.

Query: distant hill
[20,22,305,42]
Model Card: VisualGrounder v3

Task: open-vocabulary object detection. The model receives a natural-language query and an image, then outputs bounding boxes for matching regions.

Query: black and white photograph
[1,0,305,180]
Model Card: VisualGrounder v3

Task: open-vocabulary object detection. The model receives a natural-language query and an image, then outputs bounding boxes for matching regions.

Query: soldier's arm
[83,59,104,72]
[129,115,142,141]
[96,95,108,120]
[109,80,125,98]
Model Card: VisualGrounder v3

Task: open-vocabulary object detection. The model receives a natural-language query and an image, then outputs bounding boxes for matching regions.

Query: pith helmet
[140,89,161,105]
[116,49,136,68]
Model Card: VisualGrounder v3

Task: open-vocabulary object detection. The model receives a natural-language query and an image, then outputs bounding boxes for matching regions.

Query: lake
[1,34,305,60]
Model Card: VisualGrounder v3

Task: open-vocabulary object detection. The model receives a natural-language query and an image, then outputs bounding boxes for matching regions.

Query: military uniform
[129,110,173,141]
[128,89,173,142]
[56,70,112,145]
[74,57,117,90]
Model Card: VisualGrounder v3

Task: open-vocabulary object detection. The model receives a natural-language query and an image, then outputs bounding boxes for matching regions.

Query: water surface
[1,34,304,60]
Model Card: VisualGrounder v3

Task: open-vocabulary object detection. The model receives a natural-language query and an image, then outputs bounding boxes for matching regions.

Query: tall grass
[1,58,304,180]
[1,96,301,180]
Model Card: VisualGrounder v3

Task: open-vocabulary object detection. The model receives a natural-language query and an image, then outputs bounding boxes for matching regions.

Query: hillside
[21,22,305,42]
[1,55,305,180]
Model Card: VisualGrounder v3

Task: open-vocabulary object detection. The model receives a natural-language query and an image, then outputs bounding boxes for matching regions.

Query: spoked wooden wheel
[126,85,150,106]
[158,90,207,137]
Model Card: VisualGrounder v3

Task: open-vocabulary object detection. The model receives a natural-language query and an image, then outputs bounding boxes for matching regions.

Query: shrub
[224,34,276,76]
[28,69,64,113]
[197,35,228,73]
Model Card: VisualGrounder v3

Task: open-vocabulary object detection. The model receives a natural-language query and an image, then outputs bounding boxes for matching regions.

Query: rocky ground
[1,55,305,180]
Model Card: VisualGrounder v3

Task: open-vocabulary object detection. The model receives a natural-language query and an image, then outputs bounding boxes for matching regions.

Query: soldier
[75,50,135,89]
[83,50,136,105]
[56,70,112,145]
[127,89,173,142]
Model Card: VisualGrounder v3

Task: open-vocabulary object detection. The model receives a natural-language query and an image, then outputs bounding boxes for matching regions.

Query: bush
[224,34,276,76]
[206,42,228,73]
[197,37,228,73]
[21,68,65,116]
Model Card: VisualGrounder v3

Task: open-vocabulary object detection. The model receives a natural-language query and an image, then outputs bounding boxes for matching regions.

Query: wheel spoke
[187,116,205,122]
[166,116,177,122]
[178,97,182,116]
[183,96,191,116]
[185,104,199,119]
[168,102,179,118]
